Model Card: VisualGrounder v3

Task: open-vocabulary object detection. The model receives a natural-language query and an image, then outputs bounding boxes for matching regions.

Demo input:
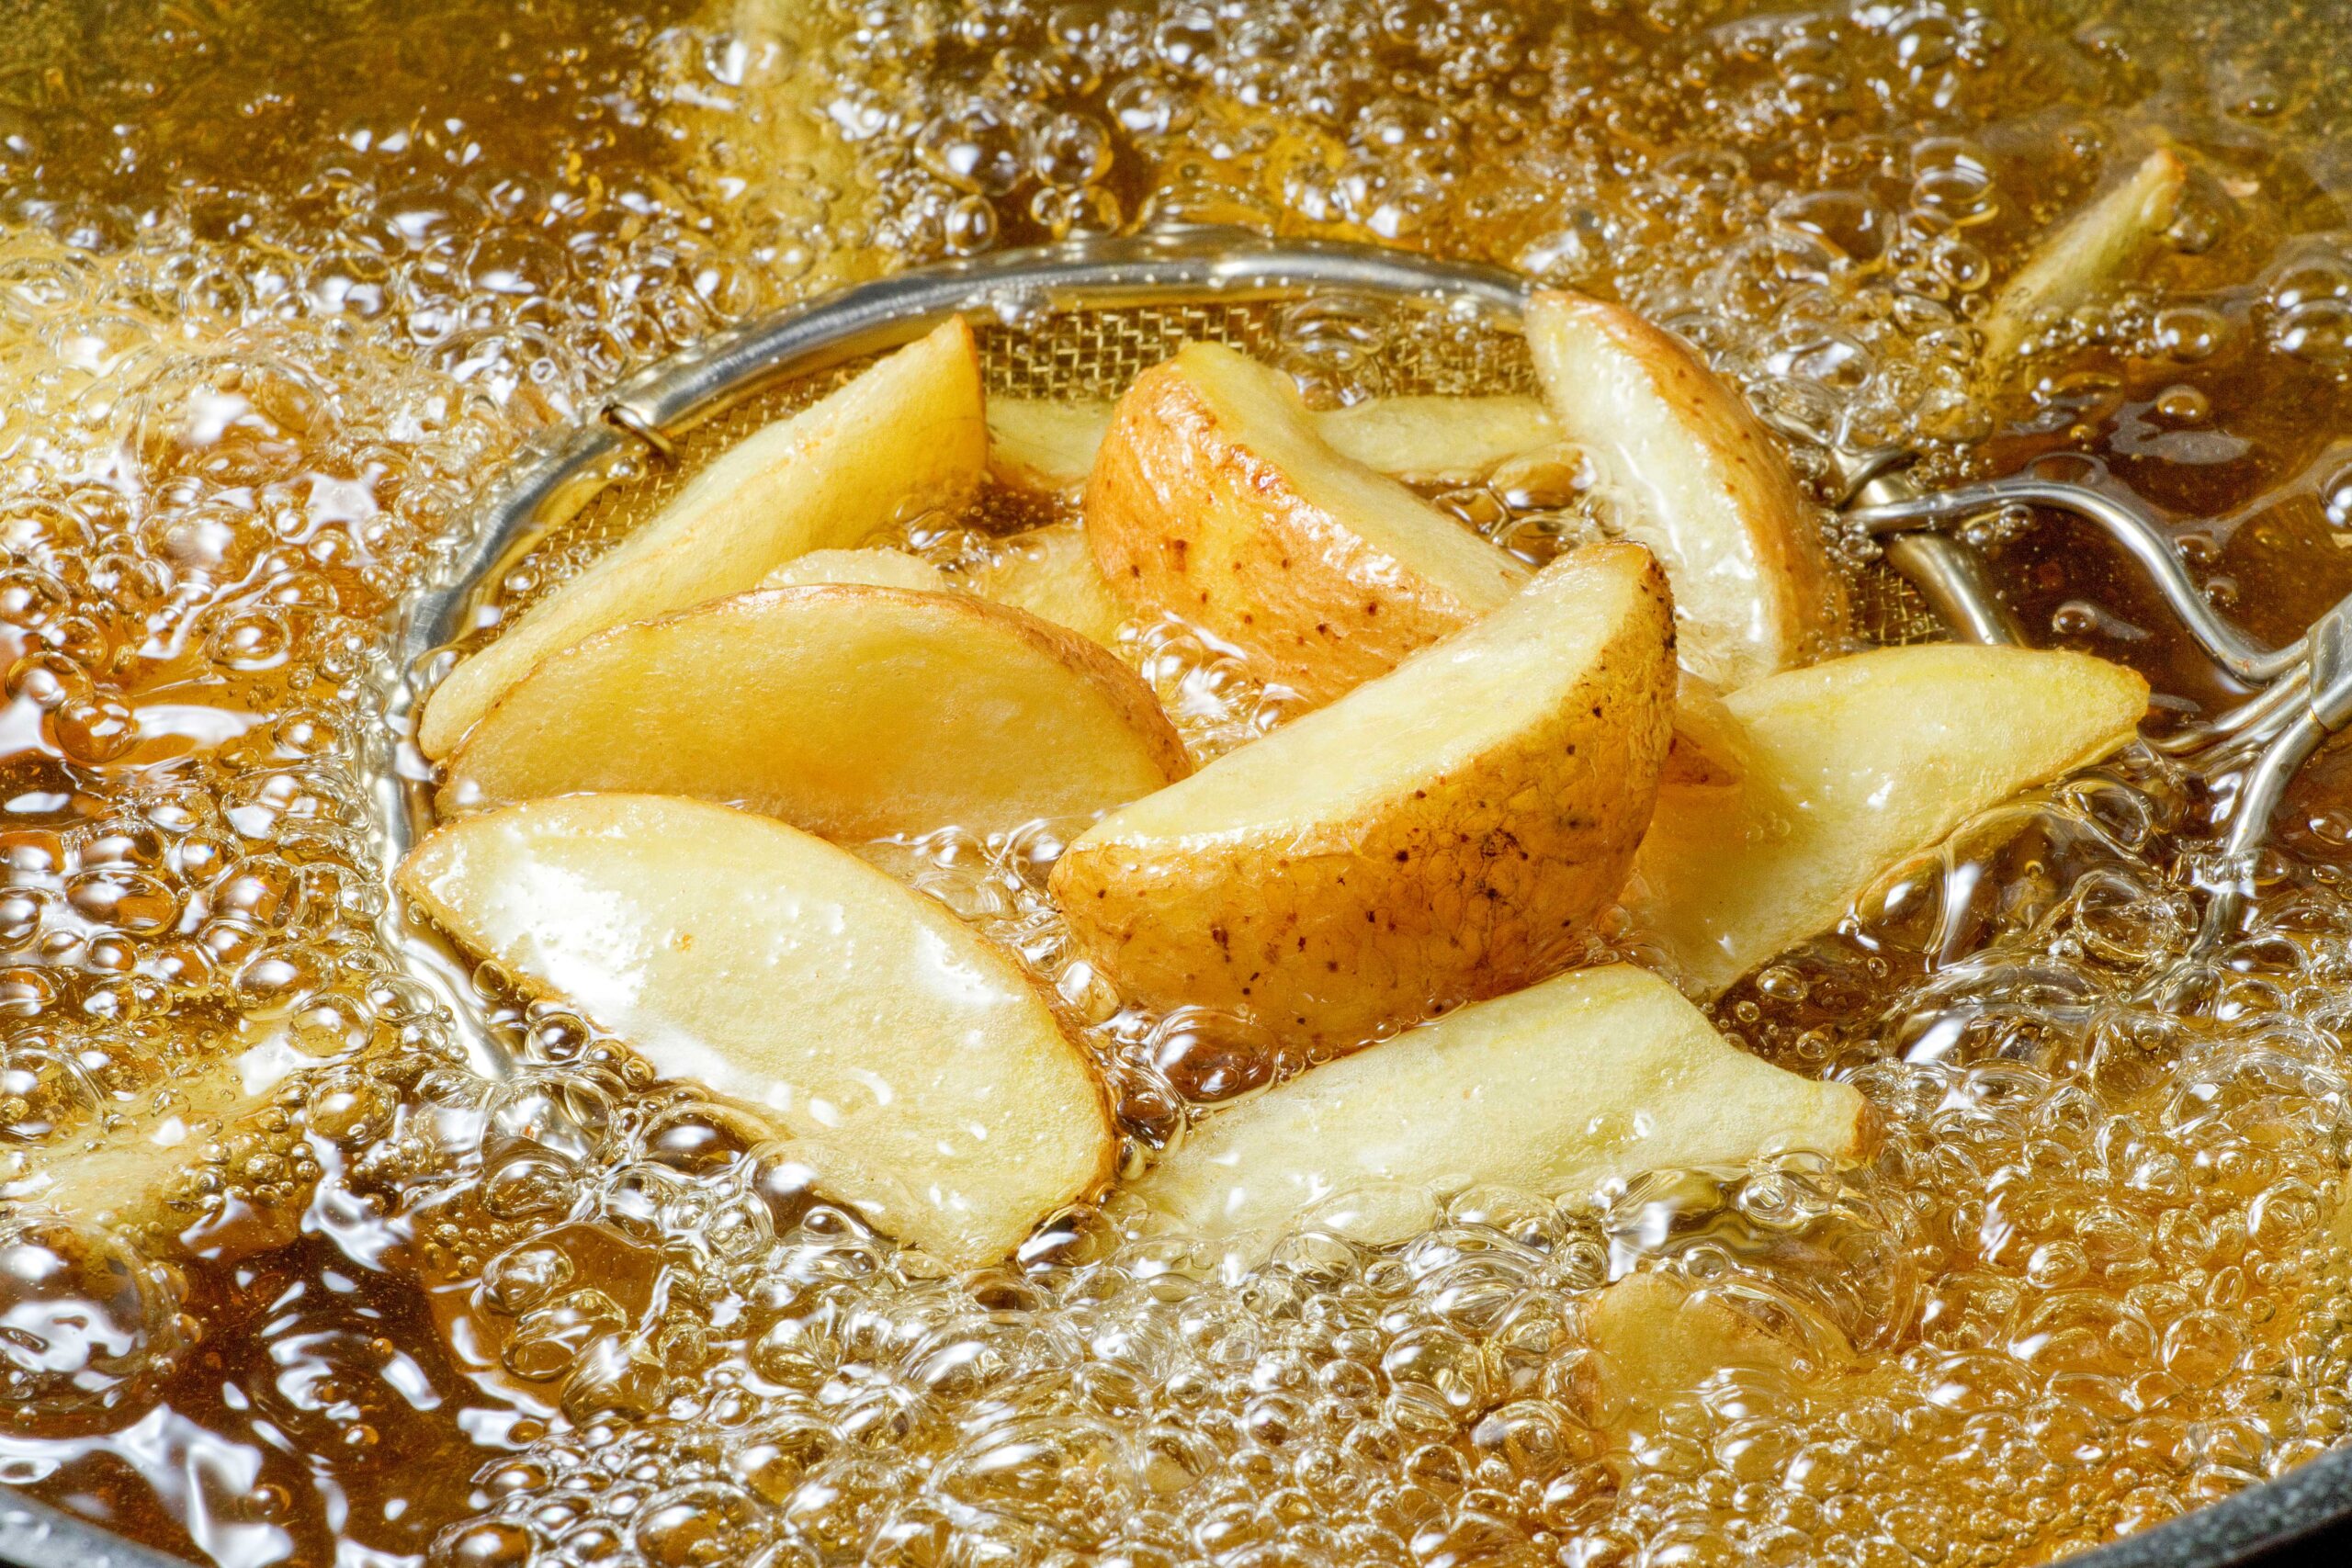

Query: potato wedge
[987,398,1117,496]
[439,586,1189,840]
[1660,671,1748,790]
[1317,393,1562,486]
[969,522,1128,649]
[1084,343,1532,706]
[1051,543,1675,1046]
[1628,644,2151,998]
[7,1020,344,1258]
[758,547,951,592]
[1526,291,1844,692]
[1130,964,1867,1262]
[1981,148,2189,372]
[989,391,1562,498]
[418,318,986,758]
[1578,1273,1833,1416]
[397,795,1115,1267]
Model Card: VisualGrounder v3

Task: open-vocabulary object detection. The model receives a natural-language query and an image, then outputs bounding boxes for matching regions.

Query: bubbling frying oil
[2,1,2352,1565]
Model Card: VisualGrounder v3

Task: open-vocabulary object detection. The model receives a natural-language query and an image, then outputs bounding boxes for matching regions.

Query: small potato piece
[1314,393,1561,486]
[1629,644,2151,998]
[1085,343,1531,706]
[1660,671,1748,789]
[759,547,952,592]
[987,398,1116,496]
[1527,291,1844,692]
[419,318,986,758]
[1130,964,1868,1263]
[1981,148,2189,372]
[971,522,1128,649]
[1052,543,1676,1046]
[989,392,1562,497]
[9,1021,346,1259]
[1579,1273,1840,1417]
[397,795,1115,1267]
[441,587,1190,840]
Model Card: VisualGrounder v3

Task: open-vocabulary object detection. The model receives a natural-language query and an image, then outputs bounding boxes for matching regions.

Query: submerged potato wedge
[1981,148,2189,372]
[418,318,986,758]
[1085,343,1531,706]
[1628,644,2151,998]
[970,522,1129,649]
[7,1022,337,1258]
[1051,543,1676,1045]
[758,547,951,592]
[989,392,1562,497]
[1131,964,1868,1262]
[397,795,1115,1267]
[440,586,1190,840]
[1579,1273,1839,1419]
[1526,291,1843,692]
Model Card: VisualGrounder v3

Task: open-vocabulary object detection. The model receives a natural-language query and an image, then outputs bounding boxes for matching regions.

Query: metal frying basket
[10,229,2350,1568]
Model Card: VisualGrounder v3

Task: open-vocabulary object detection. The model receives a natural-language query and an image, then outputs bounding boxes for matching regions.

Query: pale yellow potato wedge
[987,398,1117,496]
[440,586,1190,840]
[989,392,1561,498]
[397,795,1115,1267]
[1526,291,1845,692]
[1628,644,2151,998]
[1051,543,1675,1046]
[1981,148,2189,372]
[969,522,1128,649]
[1315,393,1561,486]
[758,547,951,592]
[1131,964,1867,1262]
[7,1021,345,1258]
[418,318,986,758]
[1084,344,1531,706]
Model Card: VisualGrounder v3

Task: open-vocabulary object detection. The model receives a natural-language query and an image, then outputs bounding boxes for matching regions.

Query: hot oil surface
[3,2,2352,1566]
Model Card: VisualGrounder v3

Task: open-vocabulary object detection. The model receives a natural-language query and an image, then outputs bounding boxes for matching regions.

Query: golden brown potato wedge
[418,318,986,758]
[1052,543,1676,1046]
[1526,291,1844,691]
[1130,964,1868,1262]
[989,391,1562,498]
[969,522,1129,649]
[439,586,1190,840]
[758,547,951,592]
[1628,644,2151,997]
[1084,343,1531,706]
[398,795,1115,1267]
[1981,148,2189,372]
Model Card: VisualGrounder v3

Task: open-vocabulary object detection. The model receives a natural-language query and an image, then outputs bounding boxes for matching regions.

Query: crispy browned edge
[437,583,1194,818]
[1081,352,1503,707]
[394,795,1124,1256]
[1531,290,1849,669]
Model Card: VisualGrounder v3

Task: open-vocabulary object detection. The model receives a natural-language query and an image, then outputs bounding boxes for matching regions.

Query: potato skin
[1083,350,1522,708]
[1529,292,1846,690]
[1049,547,1677,1048]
